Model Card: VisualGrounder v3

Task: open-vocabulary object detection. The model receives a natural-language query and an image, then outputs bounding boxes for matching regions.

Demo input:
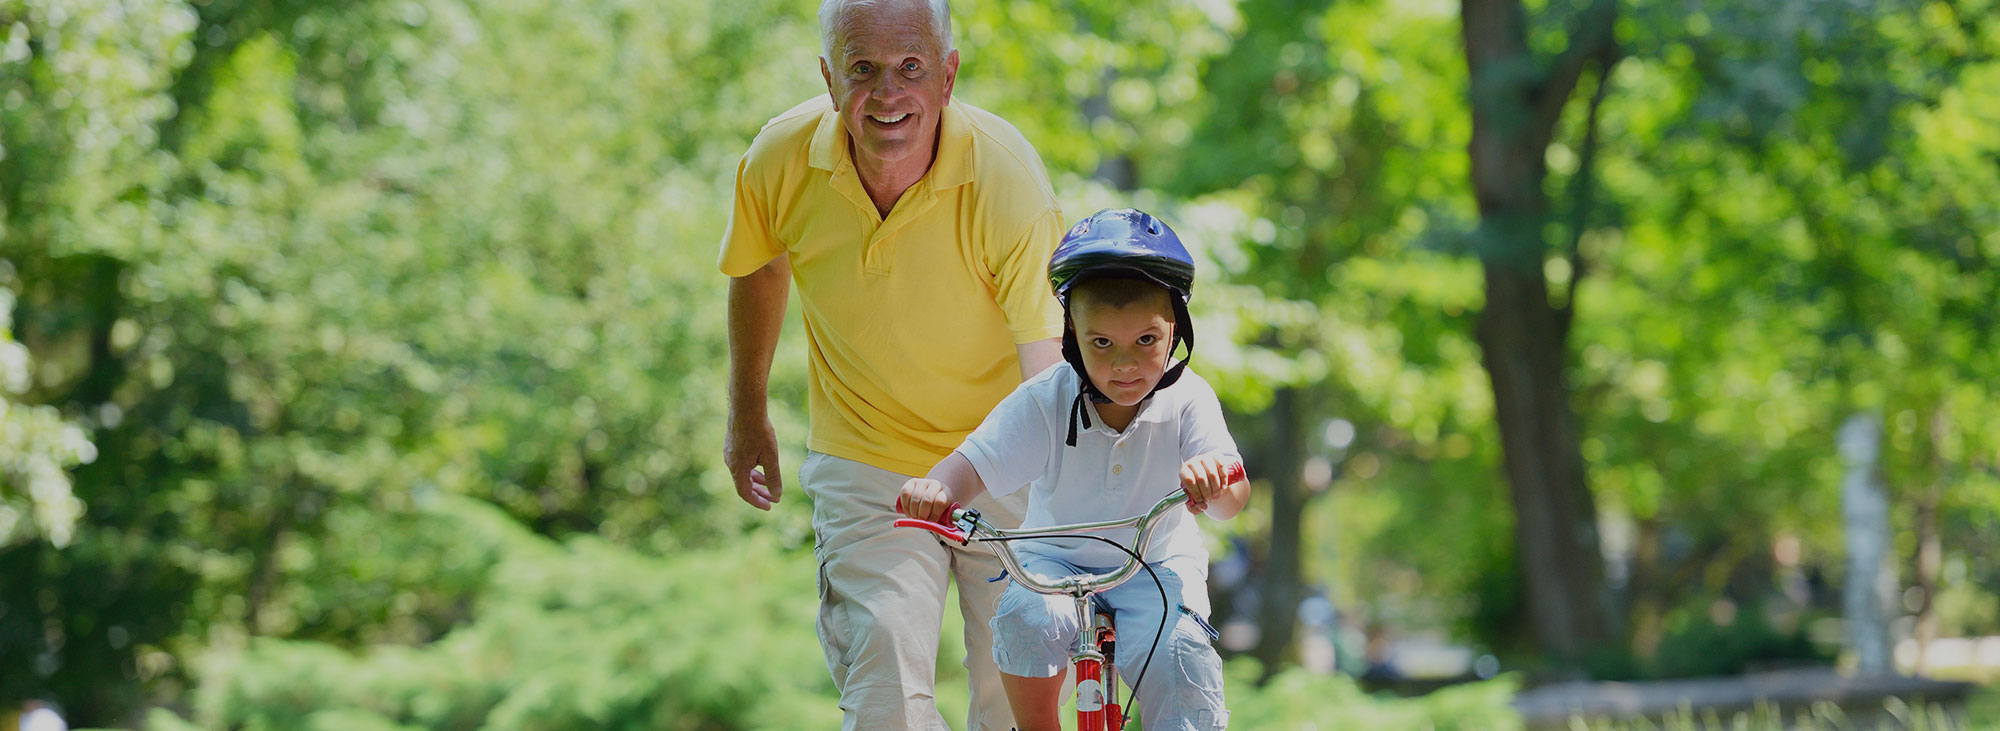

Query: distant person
[898,209,1248,730]
[716,0,1066,726]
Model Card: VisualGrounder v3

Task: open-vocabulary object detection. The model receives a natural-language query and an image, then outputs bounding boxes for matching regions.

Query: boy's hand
[1180,455,1238,514]
[898,478,955,523]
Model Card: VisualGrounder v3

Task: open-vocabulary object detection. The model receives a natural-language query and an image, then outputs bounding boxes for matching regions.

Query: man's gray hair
[819,0,953,61]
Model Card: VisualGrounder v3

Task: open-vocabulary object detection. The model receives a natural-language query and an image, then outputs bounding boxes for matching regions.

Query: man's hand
[897,478,955,524]
[725,256,789,511]
[1180,454,1237,515]
[724,415,783,510]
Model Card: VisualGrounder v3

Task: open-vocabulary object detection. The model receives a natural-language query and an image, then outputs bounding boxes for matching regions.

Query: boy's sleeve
[988,207,1065,344]
[1179,376,1242,463]
[717,151,785,277]
[955,381,1054,497]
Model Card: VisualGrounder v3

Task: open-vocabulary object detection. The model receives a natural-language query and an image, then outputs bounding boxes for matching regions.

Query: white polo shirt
[956,363,1240,568]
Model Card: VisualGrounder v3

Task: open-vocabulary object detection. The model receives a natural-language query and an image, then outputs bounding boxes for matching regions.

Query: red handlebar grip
[894,517,969,544]
[1225,461,1246,483]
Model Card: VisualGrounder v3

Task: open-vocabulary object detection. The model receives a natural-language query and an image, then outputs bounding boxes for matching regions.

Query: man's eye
[854,63,873,74]
[902,61,921,72]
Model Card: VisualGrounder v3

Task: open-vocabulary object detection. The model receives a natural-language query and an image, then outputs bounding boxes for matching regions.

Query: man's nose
[870,74,906,101]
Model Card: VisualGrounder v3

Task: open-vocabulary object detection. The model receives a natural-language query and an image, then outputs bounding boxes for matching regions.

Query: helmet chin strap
[1061,301,1196,447]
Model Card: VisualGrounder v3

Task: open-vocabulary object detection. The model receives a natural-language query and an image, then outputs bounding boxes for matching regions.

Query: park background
[3,0,1999,727]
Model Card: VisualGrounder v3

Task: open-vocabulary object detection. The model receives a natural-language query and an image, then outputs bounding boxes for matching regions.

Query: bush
[161,495,841,730]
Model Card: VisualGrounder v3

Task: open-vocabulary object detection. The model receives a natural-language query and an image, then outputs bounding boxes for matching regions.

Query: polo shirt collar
[807,100,976,190]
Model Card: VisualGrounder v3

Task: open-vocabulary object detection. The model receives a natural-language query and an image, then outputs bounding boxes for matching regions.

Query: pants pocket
[816,557,855,671]
[1170,616,1229,728]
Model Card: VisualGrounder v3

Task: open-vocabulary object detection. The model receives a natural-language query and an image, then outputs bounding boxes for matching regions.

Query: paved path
[1512,668,1977,728]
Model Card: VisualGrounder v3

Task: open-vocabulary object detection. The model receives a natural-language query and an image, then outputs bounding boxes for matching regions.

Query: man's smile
[868,112,913,128]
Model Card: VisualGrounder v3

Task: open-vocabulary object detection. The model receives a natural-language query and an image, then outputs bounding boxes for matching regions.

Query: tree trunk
[1460,0,1617,665]
[1475,265,1609,663]
[1252,386,1310,682]
[1839,412,1896,675]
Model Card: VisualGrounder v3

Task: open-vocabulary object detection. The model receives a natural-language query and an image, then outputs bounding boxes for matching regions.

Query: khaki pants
[804,451,1027,731]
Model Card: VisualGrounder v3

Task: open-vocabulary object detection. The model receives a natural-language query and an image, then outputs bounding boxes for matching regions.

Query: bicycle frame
[894,462,1243,731]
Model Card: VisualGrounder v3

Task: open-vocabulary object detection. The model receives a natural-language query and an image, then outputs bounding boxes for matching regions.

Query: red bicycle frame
[894,462,1243,731]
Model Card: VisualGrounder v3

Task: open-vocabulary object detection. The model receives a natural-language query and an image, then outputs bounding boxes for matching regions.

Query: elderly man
[717,0,1065,728]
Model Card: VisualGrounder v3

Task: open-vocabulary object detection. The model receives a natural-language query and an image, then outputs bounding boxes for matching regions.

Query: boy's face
[1071,293,1176,407]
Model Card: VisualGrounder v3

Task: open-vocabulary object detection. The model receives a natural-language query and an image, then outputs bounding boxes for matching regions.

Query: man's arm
[725,255,791,510]
[1015,338,1061,380]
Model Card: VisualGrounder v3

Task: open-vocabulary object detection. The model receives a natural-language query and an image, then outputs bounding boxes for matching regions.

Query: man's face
[1071,294,1176,407]
[820,0,958,174]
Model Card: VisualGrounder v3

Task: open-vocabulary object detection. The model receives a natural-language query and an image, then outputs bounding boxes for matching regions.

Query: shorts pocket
[816,557,855,670]
[1170,616,1228,727]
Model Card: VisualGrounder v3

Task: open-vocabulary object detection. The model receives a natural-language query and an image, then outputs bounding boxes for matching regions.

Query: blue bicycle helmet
[1048,208,1198,446]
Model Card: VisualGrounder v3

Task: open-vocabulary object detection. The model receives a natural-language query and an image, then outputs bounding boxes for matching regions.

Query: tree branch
[1559,57,1614,335]
[1531,0,1619,144]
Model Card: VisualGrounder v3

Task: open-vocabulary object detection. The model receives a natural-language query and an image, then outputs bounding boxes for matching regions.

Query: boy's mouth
[1111,378,1144,389]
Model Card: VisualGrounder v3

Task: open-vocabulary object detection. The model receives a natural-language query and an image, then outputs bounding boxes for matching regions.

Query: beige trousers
[803,451,1028,731]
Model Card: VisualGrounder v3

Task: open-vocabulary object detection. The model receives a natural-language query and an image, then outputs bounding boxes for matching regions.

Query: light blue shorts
[989,553,1230,730]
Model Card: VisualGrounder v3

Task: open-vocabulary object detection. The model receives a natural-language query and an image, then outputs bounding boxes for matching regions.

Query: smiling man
[716,0,1066,728]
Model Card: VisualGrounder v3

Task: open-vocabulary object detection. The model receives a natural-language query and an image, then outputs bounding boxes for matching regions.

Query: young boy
[898,208,1248,731]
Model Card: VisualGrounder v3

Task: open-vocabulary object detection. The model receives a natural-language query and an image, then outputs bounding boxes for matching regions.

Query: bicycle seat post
[1098,611,1122,731]
[1070,589,1111,729]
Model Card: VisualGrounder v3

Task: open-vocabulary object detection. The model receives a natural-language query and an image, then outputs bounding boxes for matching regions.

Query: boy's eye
[1138,334,1158,346]
[1091,338,1112,348]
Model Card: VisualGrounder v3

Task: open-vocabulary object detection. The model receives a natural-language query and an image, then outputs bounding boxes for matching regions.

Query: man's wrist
[726,403,770,426]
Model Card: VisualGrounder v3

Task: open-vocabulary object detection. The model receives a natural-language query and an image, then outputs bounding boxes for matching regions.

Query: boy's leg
[999,673,1067,731]
[988,555,1086,728]
[1106,560,1229,730]
[804,452,955,731]
[948,489,1028,731]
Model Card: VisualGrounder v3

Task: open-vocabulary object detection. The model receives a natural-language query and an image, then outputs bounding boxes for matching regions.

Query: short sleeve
[717,152,785,277]
[954,381,1056,497]
[1178,377,1241,464]
[988,208,1065,344]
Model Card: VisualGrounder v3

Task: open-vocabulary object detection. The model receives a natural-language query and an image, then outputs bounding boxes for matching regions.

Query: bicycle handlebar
[894,461,1245,597]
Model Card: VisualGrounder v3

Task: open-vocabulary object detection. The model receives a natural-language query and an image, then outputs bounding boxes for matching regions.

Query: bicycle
[893,461,1244,731]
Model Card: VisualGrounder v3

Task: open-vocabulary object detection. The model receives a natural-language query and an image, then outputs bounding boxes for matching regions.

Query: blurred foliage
[0,0,1996,724]
[161,495,841,730]
[0,287,92,547]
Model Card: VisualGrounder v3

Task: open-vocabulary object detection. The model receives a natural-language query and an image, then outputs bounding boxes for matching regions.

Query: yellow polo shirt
[719,96,1065,477]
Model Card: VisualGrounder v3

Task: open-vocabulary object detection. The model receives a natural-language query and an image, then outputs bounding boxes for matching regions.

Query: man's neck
[851,134,940,218]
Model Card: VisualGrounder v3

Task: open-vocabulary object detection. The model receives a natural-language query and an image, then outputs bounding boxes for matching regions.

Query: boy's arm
[1181,452,1251,520]
[898,453,990,523]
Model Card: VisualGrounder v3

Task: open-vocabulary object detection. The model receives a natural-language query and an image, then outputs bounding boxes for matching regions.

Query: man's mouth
[867,112,912,128]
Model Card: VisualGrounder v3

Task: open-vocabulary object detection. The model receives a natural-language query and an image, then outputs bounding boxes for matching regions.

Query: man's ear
[820,56,838,110]
[941,48,959,105]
